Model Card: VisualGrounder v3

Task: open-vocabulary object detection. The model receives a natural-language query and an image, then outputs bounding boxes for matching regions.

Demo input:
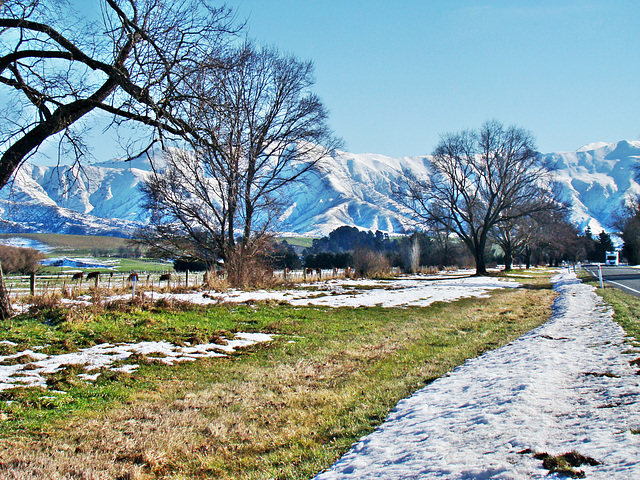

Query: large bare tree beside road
[138,43,338,286]
[399,120,557,275]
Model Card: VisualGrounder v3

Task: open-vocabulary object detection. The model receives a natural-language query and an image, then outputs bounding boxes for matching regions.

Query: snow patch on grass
[0,333,274,392]
[100,271,520,309]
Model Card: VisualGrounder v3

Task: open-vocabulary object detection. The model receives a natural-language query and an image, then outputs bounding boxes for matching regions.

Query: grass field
[0,233,318,253]
[280,236,315,248]
[0,233,128,255]
[581,273,640,349]
[0,233,312,273]
[0,233,174,275]
[0,270,557,479]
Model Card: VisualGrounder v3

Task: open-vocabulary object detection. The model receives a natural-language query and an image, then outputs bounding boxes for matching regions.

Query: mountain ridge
[1,140,638,237]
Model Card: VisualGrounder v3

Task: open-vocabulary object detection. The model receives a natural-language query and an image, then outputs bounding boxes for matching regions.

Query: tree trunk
[473,235,488,276]
[475,252,488,276]
[503,244,513,271]
[0,263,13,320]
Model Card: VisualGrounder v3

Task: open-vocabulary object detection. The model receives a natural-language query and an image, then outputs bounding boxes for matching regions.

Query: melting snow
[117,271,520,309]
[0,237,53,253]
[314,272,640,479]
[40,257,116,269]
[0,333,273,391]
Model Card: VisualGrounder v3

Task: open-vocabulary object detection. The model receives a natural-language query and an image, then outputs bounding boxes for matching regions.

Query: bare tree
[0,0,238,190]
[491,216,536,270]
[399,120,555,275]
[138,43,339,286]
[527,208,582,267]
[0,0,238,318]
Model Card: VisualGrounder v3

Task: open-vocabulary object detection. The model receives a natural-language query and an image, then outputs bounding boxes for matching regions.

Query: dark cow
[159,273,171,287]
[86,271,100,280]
[86,271,100,287]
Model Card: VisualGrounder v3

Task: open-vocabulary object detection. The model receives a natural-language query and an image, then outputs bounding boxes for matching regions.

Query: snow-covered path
[315,272,640,479]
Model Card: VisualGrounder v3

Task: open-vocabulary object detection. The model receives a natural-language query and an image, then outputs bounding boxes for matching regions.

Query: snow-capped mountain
[278,151,429,236]
[0,141,638,237]
[542,140,640,233]
[0,157,150,237]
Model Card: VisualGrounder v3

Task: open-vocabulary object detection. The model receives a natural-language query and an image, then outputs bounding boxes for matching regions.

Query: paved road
[583,264,640,297]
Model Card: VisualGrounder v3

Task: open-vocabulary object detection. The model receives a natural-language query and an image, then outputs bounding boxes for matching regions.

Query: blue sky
[222,0,640,157]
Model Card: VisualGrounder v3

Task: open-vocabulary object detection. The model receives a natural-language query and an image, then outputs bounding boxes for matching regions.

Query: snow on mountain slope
[0,141,637,237]
[0,199,141,237]
[543,140,640,233]
[0,160,150,237]
[276,151,429,236]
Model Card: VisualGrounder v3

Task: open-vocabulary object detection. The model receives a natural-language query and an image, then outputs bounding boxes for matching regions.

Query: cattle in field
[71,272,83,283]
[128,272,139,283]
[305,268,314,276]
[159,273,171,287]
[86,271,100,286]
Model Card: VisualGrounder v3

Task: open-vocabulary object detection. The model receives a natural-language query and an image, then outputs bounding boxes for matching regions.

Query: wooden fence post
[0,262,13,320]
[30,272,36,296]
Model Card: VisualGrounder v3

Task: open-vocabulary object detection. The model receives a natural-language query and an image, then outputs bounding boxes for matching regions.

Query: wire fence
[5,268,358,300]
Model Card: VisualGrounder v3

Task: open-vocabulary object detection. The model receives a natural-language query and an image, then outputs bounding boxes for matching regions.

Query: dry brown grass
[0,274,557,479]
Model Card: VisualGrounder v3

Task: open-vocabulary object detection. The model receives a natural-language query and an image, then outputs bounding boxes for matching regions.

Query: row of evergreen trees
[582,227,616,263]
[619,206,640,265]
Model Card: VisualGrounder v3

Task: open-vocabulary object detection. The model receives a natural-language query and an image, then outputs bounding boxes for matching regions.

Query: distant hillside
[543,140,640,233]
[1,141,638,237]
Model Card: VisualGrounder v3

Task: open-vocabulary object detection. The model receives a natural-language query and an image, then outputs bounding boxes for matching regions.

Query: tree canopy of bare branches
[138,43,338,286]
[399,120,558,275]
[0,0,238,190]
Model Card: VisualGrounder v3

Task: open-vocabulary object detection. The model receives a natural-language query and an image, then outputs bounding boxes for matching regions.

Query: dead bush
[420,266,440,275]
[0,244,43,274]
[351,248,392,278]
[225,244,277,289]
[24,292,62,310]
[203,270,229,291]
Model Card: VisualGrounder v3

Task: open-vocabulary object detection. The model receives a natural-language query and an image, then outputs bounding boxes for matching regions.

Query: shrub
[173,257,208,272]
[0,244,43,274]
[352,248,391,278]
[225,245,276,289]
